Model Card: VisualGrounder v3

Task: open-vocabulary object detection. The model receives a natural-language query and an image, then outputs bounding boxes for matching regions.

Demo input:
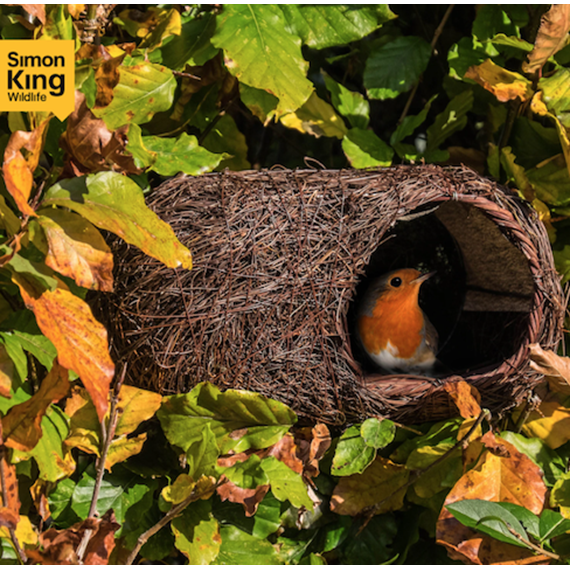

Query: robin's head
[360,268,435,315]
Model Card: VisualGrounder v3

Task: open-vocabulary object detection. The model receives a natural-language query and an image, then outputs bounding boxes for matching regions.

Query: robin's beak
[412,271,436,285]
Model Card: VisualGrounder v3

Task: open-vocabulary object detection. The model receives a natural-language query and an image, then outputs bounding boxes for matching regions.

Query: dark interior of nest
[348,200,535,380]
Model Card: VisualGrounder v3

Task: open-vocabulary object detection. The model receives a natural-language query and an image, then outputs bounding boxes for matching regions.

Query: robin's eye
[390,277,402,287]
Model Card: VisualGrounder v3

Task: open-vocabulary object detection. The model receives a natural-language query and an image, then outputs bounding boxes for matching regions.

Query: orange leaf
[436,432,547,564]
[444,381,481,419]
[2,361,69,451]
[529,343,570,395]
[0,344,14,398]
[266,433,303,474]
[2,120,50,217]
[330,456,409,516]
[523,5,570,74]
[12,275,114,422]
[38,209,114,291]
[67,4,85,19]
[0,423,20,530]
[465,59,533,103]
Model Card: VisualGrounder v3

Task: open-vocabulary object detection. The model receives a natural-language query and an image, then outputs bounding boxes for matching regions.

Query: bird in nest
[357,268,438,375]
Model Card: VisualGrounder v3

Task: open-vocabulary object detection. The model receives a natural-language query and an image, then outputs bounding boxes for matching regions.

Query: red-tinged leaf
[37,209,114,291]
[523,5,570,74]
[12,275,114,422]
[216,478,269,517]
[26,511,119,565]
[444,381,481,419]
[2,120,51,217]
[2,361,69,451]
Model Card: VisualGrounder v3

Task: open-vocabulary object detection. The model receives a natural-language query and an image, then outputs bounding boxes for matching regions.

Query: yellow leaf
[115,385,162,436]
[0,515,38,549]
[105,433,147,471]
[465,59,533,103]
[520,393,570,449]
[12,275,114,422]
[457,417,482,442]
[38,209,114,292]
[2,361,69,451]
[443,381,481,419]
[280,92,348,139]
[0,344,14,398]
[64,385,100,454]
[162,473,197,504]
[67,4,85,19]
[330,456,409,516]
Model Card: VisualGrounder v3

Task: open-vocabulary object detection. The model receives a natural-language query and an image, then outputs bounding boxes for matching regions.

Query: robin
[357,268,438,374]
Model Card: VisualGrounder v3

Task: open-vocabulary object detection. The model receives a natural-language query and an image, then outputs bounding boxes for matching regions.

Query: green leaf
[48,478,78,524]
[160,13,218,69]
[5,252,58,292]
[0,195,21,237]
[342,128,393,168]
[340,515,397,564]
[538,68,570,128]
[157,382,297,455]
[0,334,27,383]
[211,4,313,116]
[280,5,395,49]
[446,499,530,548]
[550,471,570,511]
[361,418,396,449]
[92,60,177,130]
[220,455,269,489]
[331,425,376,476]
[323,72,370,129]
[187,423,219,479]
[71,467,149,525]
[493,502,540,541]
[125,124,157,170]
[511,117,562,170]
[11,406,70,482]
[140,132,227,176]
[260,456,312,510]
[215,525,280,564]
[364,36,431,100]
[42,172,193,270]
[472,5,519,42]
[201,114,251,171]
[527,154,570,207]
[491,33,534,53]
[0,311,57,370]
[447,37,496,81]
[539,509,570,542]
[172,499,221,564]
[240,83,279,125]
[41,4,73,41]
[426,90,474,152]
[390,95,437,146]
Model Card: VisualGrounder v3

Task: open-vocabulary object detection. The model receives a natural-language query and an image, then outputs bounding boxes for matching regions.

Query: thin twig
[398,4,455,125]
[506,524,559,561]
[0,446,27,564]
[76,365,127,563]
[125,481,220,565]
[360,407,491,531]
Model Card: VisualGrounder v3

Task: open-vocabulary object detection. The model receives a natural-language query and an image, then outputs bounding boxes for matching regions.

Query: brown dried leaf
[26,511,119,565]
[6,4,46,23]
[30,479,51,522]
[436,432,547,564]
[529,343,570,395]
[465,59,533,103]
[2,361,69,451]
[330,456,409,516]
[0,427,20,530]
[61,91,140,176]
[216,478,269,517]
[12,275,115,422]
[444,380,481,419]
[523,5,570,74]
[295,423,331,480]
[266,433,303,474]
[38,209,114,292]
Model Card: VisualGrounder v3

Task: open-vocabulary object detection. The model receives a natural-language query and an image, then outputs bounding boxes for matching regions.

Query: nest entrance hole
[349,200,535,378]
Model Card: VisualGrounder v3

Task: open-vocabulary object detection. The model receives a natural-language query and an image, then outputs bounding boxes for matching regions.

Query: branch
[506,523,559,561]
[359,407,491,531]
[124,481,220,565]
[398,4,455,125]
[76,365,127,563]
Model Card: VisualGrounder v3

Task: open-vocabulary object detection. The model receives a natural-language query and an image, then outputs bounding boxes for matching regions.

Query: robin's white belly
[369,340,436,373]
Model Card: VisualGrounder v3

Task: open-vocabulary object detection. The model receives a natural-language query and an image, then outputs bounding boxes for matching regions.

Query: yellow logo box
[0,40,75,120]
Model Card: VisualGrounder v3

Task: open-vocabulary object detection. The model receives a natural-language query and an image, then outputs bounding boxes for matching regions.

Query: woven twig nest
[97,165,565,425]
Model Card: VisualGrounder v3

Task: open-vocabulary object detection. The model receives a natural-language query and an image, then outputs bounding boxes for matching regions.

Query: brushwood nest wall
[96,165,565,425]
